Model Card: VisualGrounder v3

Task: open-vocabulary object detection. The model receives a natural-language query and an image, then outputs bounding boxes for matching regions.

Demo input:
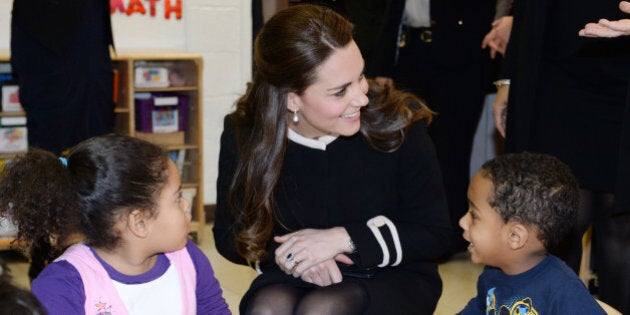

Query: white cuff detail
[367,215,403,267]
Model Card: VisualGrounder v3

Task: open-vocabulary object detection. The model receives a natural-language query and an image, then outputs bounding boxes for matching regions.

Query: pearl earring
[293,109,299,123]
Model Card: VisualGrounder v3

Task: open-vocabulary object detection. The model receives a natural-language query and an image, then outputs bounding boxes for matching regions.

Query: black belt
[399,25,432,47]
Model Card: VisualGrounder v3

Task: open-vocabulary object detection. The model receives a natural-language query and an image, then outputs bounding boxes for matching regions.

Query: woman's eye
[333,88,346,97]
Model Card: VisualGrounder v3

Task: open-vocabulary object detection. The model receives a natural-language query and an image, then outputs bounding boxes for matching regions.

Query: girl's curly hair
[0,134,169,254]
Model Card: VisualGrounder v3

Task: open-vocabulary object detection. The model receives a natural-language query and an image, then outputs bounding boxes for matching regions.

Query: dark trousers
[10,0,113,155]
[394,28,486,253]
[553,190,630,314]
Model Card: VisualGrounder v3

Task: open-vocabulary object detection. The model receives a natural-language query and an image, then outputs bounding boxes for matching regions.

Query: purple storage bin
[135,93,188,133]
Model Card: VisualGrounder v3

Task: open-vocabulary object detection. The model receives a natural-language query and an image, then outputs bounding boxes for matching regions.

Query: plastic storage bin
[135,92,188,133]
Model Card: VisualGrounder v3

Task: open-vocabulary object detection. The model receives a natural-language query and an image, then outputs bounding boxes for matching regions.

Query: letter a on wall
[110,0,183,20]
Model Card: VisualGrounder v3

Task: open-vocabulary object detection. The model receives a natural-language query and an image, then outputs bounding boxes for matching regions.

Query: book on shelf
[0,116,27,153]
[1,85,22,112]
[113,68,120,103]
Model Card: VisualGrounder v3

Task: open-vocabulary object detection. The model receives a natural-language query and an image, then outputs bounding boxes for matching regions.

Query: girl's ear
[507,223,528,250]
[127,209,148,238]
[287,92,302,112]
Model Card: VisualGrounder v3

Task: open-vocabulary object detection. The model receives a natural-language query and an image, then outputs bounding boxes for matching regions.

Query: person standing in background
[10,0,115,281]
[492,0,630,312]
[468,0,513,183]
[10,0,115,156]
[369,0,495,256]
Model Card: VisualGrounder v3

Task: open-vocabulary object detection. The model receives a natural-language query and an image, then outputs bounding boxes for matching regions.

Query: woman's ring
[286,252,294,262]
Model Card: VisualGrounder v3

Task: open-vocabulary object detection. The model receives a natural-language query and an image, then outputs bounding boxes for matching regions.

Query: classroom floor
[2,224,483,315]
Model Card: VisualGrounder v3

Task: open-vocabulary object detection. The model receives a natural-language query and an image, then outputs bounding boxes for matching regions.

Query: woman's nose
[353,92,369,107]
[352,79,369,107]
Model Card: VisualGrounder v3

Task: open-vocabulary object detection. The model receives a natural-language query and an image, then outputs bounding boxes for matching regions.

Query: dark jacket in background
[369,0,495,255]
[11,0,113,57]
[501,0,630,210]
[369,0,495,76]
[10,0,115,155]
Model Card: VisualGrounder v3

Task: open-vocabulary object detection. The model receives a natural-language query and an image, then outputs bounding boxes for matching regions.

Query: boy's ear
[287,92,302,112]
[507,223,528,250]
[127,209,149,238]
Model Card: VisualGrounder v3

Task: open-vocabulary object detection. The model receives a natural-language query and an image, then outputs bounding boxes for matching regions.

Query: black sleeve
[344,121,452,267]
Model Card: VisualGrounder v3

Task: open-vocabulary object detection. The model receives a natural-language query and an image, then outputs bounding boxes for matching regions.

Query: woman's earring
[292,109,299,124]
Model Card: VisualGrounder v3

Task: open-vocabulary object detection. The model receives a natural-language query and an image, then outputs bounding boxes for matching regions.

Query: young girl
[0,134,230,315]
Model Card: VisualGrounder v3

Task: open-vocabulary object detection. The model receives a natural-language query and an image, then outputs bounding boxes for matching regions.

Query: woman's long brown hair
[228,4,434,262]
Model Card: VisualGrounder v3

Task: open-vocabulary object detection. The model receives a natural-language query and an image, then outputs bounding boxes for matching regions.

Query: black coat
[10,0,114,154]
[11,0,113,57]
[502,0,630,213]
[215,116,451,314]
[369,0,495,76]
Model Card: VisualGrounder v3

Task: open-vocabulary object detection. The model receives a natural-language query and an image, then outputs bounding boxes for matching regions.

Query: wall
[0,0,252,205]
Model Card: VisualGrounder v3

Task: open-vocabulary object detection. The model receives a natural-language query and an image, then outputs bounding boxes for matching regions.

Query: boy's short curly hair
[480,152,579,251]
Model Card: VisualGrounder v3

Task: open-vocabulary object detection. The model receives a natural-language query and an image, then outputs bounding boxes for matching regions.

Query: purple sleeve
[31,260,85,315]
[187,240,232,315]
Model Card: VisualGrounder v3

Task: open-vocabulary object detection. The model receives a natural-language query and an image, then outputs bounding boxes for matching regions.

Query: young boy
[458,152,605,314]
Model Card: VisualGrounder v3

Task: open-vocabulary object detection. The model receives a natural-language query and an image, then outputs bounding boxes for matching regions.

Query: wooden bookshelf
[113,51,205,243]
[0,51,206,249]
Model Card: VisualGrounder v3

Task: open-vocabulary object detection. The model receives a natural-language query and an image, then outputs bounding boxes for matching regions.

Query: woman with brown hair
[214,4,451,314]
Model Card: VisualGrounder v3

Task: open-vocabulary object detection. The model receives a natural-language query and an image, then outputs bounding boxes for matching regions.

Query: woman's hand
[481,16,513,58]
[274,227,354,279]
[579,1,630,38]
[298,259,343,286]
[296,254,354,286]
[493,85,510,137]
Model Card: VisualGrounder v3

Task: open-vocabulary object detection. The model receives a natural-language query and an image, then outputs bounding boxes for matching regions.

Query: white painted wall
[0,0,252,205]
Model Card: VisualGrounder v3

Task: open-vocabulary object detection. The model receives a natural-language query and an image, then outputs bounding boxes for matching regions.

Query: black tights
[553,189,630,314]
[243,282,368,315]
